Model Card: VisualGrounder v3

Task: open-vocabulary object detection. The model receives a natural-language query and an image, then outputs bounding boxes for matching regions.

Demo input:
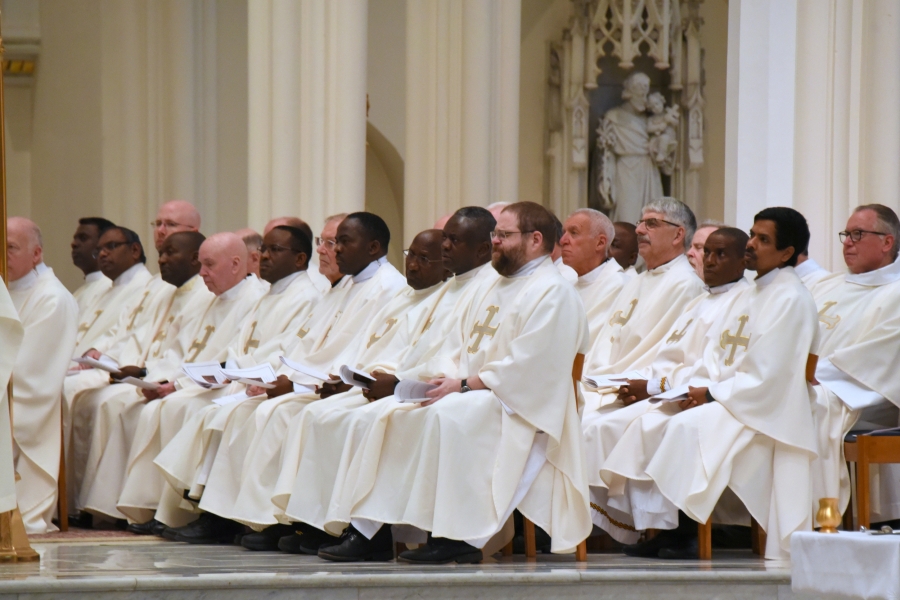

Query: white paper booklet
[395,380,438,403]
[582,370,645,389]
[181,361,228,389]
[121,377,160,391]
[220,364,278,389]
[279,356,341,383]
[649,384,690,403]
[73,355,120,373]
[339,366,376,389]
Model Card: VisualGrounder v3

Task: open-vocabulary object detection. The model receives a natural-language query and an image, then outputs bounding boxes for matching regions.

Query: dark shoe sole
[317,549,394,562]
[397,550,483,565]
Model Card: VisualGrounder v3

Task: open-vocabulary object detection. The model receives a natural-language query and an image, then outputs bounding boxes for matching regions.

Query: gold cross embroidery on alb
[77,310,103,338]
[468,305,500,354]
[818,301,841,330]
[609,299,638,327]
[126,292,151,331]
[187,325,215,362]
[666,319,693,344]
[243,321,260,354]
[720,315,750,366]
[367,318,397,348]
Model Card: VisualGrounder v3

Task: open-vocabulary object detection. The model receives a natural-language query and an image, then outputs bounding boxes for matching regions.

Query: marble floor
[0,540,802,599]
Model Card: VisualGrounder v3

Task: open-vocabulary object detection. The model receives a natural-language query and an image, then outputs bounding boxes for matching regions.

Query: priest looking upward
[584,228,751,542]
[314,202,590,564]
[70,217,115,317]
[806,205,900,524]
[583,198,705,412]
[7,217,79,533]
[609,221,639,275]
[560,208,629,343]
[160,212,405,544]
[277,207,498,555]
[67,232,212,521]
[601,207,818,559]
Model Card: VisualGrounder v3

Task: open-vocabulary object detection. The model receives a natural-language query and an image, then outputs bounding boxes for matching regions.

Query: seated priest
[597,207,818,560]
[69,217,115,318]
[807,204,900,524]
[155,212,405,543]
[7,217,79,533]
[308,201,590,564]
[68,231,212,523]
[609,221,639,276]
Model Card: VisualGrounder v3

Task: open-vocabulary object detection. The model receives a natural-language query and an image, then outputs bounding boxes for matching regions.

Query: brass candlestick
[816,498,841,533]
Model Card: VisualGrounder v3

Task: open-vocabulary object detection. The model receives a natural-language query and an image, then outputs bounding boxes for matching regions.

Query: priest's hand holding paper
[257,375,294,399]
[423,375,486,406]
[143,382,176,401]
[618,379,649,405]
[72,348,103,370]
[318,376,351,399]
[112,366,145,380]
[364,371,399,401]
[678,386,709,411]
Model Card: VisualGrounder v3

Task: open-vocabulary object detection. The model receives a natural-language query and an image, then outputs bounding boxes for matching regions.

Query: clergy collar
[84,270,105,283]
[510,255,548,279]
[9,263,44,291]
[217,276,248,301]
[412,280,443,297]
[352,256,387,284]
[454,262,490,283]
[794,258,825,279]
[268,270,304,295]
[846,255,900,287]
[706,278,745,295]
[577,259,618,284]
[113,263,146,287]
[646,253,687,275]
[754,267,781,288]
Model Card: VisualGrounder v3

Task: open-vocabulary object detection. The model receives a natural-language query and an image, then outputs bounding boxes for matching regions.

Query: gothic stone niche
[545,0,705,223]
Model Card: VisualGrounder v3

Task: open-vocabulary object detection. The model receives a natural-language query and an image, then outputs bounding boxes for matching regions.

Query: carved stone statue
[597,72,678,223]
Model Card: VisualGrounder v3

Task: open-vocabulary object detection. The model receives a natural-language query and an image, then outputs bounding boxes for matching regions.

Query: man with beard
[70,217,115,317]
[309,202,589,564]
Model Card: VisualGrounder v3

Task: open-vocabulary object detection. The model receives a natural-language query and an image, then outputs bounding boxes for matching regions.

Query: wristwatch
[460,379,471,393]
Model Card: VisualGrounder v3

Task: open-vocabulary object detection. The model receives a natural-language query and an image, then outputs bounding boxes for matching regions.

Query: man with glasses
[805,204,900,527]
[263,216,331,294]
[6,217,79,533]
[150,200,201,253]
[70,217,115,318]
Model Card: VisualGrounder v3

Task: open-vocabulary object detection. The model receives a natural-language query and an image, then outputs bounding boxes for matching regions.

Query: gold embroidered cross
[296,314,313,339]
[609,299,638,327]
[818,301,841,330]
[243,321,260,354]
[126,292,151,331]
[667,319,694,344]
[720,315,750,366]
[187,325,215,362]
[468,305,500,354]
[367,318,397,348]
[150,317,175,357]
[77,310,103,337]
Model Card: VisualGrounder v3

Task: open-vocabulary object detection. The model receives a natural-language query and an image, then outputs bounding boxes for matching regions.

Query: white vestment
[0,283,24,514]
[9,264,79,532]
[574,259,629,345]
[795,258,831,291]
[73,271,111,319]
[554,257,578,284]
[808,258,900,521]
[192,259,405,525]
[336,257,591,553]
[600,267,818,559]
[583,278,752,541]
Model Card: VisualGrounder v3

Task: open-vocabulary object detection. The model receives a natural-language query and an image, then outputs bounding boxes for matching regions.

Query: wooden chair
[520,353,588,561]
[844,431,900,530]
[696,354,818,559]
[57,419,68,531]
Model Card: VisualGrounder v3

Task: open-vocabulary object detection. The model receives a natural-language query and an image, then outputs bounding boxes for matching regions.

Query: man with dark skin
[96,227,146,284]
[617,228,749,404]
[609,221,639,270]
[110,232,206,380]
[71,217,116,279]
[364,218,493,400]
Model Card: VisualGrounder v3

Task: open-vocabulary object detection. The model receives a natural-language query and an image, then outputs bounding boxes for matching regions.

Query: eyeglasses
[636,218,680,230]
[150,220,188,230]
[838,229,888,243]
[260,244,301,255]
[315,237,336,249]
[403,249,443,266]
[490,229,535,241]
[92,241,130,258]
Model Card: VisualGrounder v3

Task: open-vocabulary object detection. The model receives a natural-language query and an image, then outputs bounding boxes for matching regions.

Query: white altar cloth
[792,531,900,599]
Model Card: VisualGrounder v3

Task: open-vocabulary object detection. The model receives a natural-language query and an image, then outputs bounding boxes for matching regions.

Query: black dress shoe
[622,531,681,558]
[279,527,342,554]
[398,536,482,565]
[317,524,394,562]
[69,512,94,529]
[658,537,699,559]
[150,520,168,537]
[127,518,163,536]
[241,524,296,551]
[169,512,244,544]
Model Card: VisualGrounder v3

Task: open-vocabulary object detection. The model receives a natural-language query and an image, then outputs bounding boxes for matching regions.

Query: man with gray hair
[560,208,629,343]
[582,198,704,407]
[7,217,79,532]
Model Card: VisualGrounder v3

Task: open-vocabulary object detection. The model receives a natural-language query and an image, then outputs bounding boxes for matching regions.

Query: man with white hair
[560,208,629,340]
[7,217,79,532]
[685,221,724,281]
[486,202,511,221]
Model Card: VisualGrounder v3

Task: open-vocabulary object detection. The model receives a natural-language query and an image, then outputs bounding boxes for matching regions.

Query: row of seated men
[7,197,897,566]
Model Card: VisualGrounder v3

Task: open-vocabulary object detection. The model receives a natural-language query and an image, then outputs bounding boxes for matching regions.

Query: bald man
[82,233,266,524]
[151,200,201,253]
[7,217,79,533]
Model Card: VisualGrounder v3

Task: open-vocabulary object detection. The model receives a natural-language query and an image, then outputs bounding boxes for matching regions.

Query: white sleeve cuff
[647,378,663,396]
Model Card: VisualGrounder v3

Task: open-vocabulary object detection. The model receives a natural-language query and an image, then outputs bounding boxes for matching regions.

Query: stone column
[247,0,368,232]
[403,0,520,244]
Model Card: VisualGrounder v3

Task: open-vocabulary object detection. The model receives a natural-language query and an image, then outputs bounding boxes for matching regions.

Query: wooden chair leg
[858,453,871,530]
[575,540,587,562]
[57,424,68,532]
[750,518,766,556]
[394,542,405,558]
[501,540,513,556]
[523,516,536,558]
[698,518,712,560]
